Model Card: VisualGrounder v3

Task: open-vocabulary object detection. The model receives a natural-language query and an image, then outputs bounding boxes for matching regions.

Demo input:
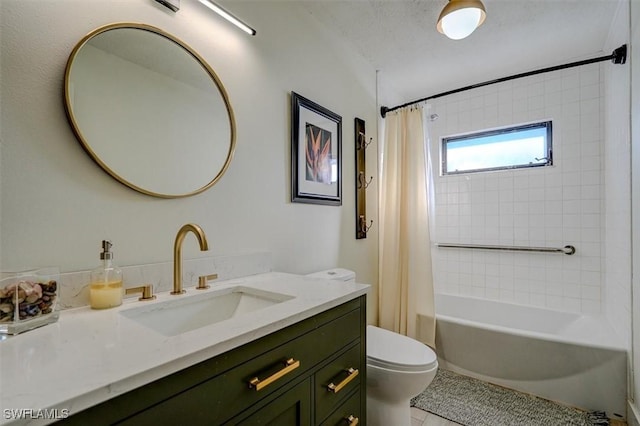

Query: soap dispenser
[89,240,123,309]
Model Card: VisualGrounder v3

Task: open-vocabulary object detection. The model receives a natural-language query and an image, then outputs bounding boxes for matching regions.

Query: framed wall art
[291,92,342,206]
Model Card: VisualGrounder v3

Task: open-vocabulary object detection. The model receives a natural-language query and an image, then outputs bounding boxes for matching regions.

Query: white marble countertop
[0,272,369,425]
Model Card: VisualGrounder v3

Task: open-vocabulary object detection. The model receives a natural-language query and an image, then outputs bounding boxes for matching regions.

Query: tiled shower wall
[429,63,604,314]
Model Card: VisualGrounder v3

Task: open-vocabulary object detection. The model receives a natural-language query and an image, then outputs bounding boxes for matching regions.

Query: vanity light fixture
[154,0,180,12]
[436,0,486,40]
[199,0,257,36]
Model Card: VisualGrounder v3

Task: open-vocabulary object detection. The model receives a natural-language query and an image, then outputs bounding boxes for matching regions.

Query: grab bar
[435,243,576,255]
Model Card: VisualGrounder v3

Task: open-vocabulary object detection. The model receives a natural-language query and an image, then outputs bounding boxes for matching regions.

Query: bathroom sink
[120,286,294,336]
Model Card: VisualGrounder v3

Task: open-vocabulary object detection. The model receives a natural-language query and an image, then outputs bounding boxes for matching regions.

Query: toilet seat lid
[367,325,437,372]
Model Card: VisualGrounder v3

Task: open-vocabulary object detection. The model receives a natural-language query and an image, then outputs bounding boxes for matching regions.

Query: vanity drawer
[315,342,362,423]
[234,377,312,425]
[118,307,361,425]
[319,389,361,426]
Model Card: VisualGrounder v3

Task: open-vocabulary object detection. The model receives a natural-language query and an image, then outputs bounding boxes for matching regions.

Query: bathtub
[434,293,627,419]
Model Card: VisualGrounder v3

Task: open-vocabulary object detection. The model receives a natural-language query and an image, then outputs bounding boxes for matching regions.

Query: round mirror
[64,23,236,198]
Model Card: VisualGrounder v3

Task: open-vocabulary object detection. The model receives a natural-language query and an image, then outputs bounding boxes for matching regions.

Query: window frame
[441,121,553,175]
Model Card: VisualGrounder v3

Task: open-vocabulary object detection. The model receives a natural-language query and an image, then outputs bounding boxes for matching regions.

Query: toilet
[305,269,438,426]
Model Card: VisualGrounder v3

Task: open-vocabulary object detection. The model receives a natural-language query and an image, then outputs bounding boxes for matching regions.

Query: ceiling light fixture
[437,0,486,40]
[199,0,256,36]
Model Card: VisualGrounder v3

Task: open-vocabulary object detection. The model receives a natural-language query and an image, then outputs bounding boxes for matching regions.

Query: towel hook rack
[355,118,373,239]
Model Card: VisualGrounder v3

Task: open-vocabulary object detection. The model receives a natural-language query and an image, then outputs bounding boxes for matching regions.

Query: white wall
[0,1,379,321]
[429,63,606,314]
[630,0,640,421]
[603,0,632,356]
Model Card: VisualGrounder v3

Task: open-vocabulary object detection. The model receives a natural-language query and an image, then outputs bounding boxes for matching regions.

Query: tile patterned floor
[411,406,459,426]
[411,406,629,426]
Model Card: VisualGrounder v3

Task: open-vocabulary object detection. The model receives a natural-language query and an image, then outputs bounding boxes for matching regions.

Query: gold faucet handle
[125,284,156,301]
[197,274,218,290]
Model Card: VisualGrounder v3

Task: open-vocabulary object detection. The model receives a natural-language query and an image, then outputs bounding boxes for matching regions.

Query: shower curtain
[378,106,436,348]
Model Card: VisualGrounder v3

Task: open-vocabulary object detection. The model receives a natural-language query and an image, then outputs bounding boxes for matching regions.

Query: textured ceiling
[299,0,621,106]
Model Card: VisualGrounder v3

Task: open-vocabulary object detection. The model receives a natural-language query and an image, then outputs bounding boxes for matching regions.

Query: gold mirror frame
[64,23,236,198]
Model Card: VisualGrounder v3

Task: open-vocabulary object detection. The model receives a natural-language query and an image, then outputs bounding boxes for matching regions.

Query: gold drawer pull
[248,358,300,391]
[327,367,359,393]
[345,415,359,426]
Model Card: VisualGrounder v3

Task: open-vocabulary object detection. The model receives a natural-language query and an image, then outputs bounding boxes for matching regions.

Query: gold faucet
[172,223,209,295]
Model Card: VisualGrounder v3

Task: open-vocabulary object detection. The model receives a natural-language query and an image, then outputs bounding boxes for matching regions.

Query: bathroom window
[442,121,552,175]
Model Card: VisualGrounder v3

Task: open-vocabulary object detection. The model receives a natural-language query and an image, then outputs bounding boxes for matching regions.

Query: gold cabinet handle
[327,367,359,393]
[248,358,300,391]
[345,415,359,426]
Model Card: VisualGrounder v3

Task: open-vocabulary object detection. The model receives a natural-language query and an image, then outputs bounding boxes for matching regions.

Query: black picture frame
[291,92,342,206]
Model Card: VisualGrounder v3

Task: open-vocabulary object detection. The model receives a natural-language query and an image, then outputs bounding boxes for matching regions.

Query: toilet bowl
[305,269,438,426]
[367,325,438,426]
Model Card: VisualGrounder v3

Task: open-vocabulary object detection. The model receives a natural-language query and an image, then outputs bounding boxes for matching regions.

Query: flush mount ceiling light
[199,0,256,36]
[437,0,486,40]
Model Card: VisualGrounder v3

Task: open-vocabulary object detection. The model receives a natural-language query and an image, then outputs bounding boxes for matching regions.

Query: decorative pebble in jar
[0,268,60,335]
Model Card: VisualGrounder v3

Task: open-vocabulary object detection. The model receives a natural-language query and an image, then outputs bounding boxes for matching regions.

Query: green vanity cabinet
[61,295,366,425]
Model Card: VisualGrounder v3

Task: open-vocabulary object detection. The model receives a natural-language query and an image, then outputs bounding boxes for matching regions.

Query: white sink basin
[120,286,294,336]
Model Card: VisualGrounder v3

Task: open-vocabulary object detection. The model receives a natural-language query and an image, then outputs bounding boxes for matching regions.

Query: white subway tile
[545,77,562,94]
[530,293,546,307]
[580,67,600,86]
[428,66,609,315]
[581,170,601,185]
[562,88,580,104]
[580,83,600,100]
[581,299,601,314]
[485,288,500,300]
[562,297,582,313]
[581,285,601,300]
[562,101,580,117]
[546,295,564,310]
[562,172,581,186]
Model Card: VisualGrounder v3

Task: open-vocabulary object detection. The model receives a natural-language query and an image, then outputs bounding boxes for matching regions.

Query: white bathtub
[434,293,627,419]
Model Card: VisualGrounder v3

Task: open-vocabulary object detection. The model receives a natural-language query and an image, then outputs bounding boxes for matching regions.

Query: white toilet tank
[305,268,356,284]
